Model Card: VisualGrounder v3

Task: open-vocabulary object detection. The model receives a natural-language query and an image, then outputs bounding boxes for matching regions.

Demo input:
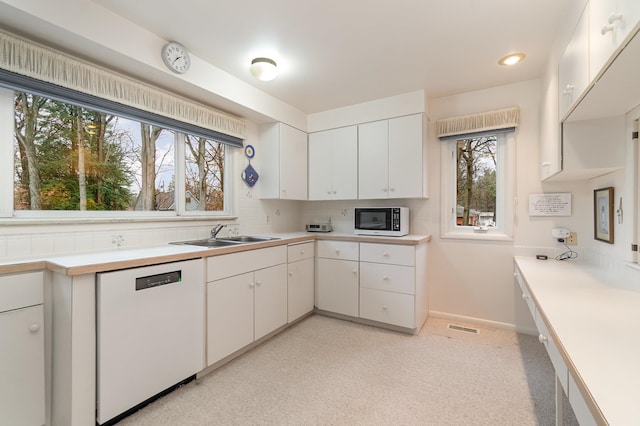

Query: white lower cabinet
[317,240,428,332]
[0,271,45,426]
[316,240,359,317]
[359,243,427,330]
[287,241,315,323]
[206,246,287,366]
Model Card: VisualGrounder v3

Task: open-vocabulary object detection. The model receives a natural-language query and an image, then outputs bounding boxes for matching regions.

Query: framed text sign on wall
[528,193,572,217]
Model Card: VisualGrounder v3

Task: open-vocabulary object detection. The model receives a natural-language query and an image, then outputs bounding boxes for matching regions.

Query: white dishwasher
[96,259,204,425]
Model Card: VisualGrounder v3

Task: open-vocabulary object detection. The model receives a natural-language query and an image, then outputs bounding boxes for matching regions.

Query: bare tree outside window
[456,135,497,227]
[12,91,226,214]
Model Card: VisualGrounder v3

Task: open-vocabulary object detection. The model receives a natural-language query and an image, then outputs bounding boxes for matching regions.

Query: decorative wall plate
[242,163,259,187]
[244,145,255,159]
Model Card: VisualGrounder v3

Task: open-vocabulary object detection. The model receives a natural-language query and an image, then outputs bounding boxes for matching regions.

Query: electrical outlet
[566,232,577,246]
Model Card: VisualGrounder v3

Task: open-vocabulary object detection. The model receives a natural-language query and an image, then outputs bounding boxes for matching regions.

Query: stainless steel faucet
[211,224,226,239]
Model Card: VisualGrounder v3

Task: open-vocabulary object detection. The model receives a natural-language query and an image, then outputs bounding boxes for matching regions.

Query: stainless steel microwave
[354,207,409,236]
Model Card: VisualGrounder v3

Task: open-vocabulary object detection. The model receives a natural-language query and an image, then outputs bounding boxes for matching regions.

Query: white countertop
[514,256,640,425]
[1,232,431,276]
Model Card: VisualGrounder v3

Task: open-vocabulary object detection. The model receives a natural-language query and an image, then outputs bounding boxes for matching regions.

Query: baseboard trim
[429,311,538,336]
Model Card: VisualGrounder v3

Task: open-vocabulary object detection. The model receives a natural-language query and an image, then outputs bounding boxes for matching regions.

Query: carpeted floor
[118,315,577,425]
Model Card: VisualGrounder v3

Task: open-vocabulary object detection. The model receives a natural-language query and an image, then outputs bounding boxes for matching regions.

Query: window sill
[0,215,238,227]
[441,230,513,242]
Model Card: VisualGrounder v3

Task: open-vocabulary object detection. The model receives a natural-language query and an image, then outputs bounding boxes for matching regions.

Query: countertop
[1,232,431,276]
[514,256,640,425]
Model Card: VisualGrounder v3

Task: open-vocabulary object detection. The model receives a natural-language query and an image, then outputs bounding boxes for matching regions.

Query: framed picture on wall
[594,187,614,244]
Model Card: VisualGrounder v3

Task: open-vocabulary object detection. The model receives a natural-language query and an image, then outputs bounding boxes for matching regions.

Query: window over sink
[1,88,231,219]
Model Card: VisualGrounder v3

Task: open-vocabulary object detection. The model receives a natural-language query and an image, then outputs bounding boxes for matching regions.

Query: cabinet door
[330,126,358,199]
[287,257,315,323]
[0,305,45,426]
[316,258,359,317]
[206,272,254,365]
[280,124,308,200]
[308,130,334,200]
[388,114,424,198]
[358,120,389,199]
[254,264,287,340]
[559,6,590,119]
[590,0,640,79]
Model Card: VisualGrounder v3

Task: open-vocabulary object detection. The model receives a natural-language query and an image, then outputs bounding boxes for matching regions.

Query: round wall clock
[161,42,191,74]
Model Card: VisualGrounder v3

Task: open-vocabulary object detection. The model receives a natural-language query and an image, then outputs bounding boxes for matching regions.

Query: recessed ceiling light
[250,57,278,81]
[498,53,526,66]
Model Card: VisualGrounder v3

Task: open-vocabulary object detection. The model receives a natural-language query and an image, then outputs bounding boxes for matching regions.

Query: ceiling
[64,1,574,114]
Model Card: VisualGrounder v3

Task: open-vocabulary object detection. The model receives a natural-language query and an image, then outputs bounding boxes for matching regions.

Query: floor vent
[448,324,479,334]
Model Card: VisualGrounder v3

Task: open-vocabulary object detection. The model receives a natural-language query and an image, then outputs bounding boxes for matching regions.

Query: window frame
[440,131,515,241]
[1,87,235,220]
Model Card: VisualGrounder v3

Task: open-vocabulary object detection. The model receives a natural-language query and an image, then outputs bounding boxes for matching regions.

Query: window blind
[0,30,245,147]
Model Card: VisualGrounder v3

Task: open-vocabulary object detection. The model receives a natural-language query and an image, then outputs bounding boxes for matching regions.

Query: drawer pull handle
[383,252,390,257]
[563,84,574,95]
[29,323,41,333]
[538,334,547,344]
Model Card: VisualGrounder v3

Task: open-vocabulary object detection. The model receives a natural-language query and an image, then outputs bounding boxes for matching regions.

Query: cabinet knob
[352,269,357,275]
[601,23,615,35]
[300,250,305,255]
[29,323,41,333]
[521,293,528,300]
[383,276,389,281]
[382,305,388,310]
[390,188,395,192]
[563,84,574,95]
[383,252,390,257]
[538,334,547,344]
[289,272,293,277]
[332,191,337,194]
[541,162,551,167]
[383,188,388,192]
[256,280,262,286]
[249,282,255,288]
[335,249,340,255]
[608,12,623,24]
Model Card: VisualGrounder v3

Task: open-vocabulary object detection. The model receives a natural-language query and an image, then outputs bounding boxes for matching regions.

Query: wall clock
[161,42,191,74]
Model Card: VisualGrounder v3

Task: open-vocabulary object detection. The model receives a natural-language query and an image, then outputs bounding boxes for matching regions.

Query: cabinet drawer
[316,240,359,261]
[360,287,415,329]
[287,241,314,263]
[535,311,568,394]
[360,243,414,266]
[360,262,415,295]
[207,246,286,282]
[514,270,536,321]
[0,271,43,312]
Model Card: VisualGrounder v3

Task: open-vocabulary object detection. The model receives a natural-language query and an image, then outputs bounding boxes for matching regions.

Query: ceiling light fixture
[498,53,526,66]
[250,57,278,81]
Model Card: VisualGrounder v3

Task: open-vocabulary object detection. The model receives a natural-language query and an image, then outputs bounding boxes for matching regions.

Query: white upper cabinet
[308,126,358,200]
[259,122,308,200]
[559,5,590,120]
[590,0,640,79]
[358,114,426,199]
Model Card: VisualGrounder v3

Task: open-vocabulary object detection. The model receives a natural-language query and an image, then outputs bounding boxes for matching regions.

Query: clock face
[162,42,190,74]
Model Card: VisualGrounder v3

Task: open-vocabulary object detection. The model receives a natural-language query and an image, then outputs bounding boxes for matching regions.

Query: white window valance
[0,30,246,141]
[436,106,520,140]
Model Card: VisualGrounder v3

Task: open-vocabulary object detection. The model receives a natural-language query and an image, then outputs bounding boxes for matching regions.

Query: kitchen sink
[172,235,280,248]
[171,238,245,248]
[217,235,281,243]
